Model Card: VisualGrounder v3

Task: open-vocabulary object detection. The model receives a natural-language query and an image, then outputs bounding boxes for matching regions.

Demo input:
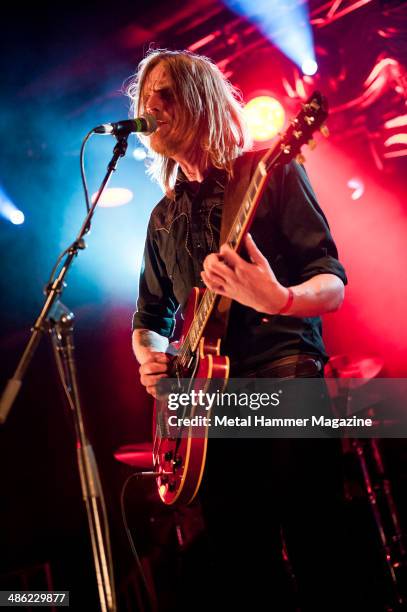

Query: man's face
[141,62,183,157]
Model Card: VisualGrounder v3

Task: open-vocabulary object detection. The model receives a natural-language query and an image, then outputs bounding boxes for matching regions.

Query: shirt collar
[174,165,227,198]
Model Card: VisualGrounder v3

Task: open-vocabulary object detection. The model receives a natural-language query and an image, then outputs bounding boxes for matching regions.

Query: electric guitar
[153,91,329,505]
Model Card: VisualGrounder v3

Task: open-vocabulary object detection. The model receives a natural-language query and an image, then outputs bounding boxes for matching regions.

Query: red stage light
[243,96,285,142]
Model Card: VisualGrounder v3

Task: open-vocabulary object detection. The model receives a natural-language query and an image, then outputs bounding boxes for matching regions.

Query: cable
[44,130,94,290]
[80,129,94,214]
[120,473,158,612]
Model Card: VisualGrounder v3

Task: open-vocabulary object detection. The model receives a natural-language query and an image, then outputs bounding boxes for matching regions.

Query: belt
[243,354,324,379]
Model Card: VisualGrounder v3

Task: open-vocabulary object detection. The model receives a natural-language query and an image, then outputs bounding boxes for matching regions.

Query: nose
[145,91,162,116]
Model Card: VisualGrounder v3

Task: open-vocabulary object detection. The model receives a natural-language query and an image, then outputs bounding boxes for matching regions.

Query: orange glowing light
[91,187,133,208]
[243,96,285,141]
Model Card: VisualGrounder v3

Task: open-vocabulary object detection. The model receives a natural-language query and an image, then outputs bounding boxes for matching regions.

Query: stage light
[347,178,364,200]
[384,115,407,129]
[223,0,316,73]
[132,147,147,161]
[384,134,407,147]
[91,187,133,208]
[188,32,220,52]
[10,210,25,225]
[301,58,318,76]
[0,191,25,225]
[243,96,285,141]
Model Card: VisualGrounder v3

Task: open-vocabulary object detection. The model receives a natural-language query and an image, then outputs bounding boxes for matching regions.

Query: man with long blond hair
[129,49,356,611]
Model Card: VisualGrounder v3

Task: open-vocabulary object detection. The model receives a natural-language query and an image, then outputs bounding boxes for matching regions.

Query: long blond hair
[126,49,251,197]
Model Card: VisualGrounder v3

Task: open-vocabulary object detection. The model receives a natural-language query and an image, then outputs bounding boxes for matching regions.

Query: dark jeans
[197,437,352,611]
[179,359,362,611]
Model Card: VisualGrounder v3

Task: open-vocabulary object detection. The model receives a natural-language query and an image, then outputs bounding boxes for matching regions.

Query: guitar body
[153,288,230,505]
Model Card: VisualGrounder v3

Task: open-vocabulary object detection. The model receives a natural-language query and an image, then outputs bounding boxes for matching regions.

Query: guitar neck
[223,155,275,253]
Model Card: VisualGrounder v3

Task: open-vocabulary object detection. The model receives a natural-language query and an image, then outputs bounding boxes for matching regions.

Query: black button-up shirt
[132,156,347,374]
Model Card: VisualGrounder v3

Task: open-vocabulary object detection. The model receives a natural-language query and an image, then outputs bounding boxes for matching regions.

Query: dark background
[1,0,406,610]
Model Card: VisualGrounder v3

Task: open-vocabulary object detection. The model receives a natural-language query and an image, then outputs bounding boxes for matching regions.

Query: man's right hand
[139,352,172,399]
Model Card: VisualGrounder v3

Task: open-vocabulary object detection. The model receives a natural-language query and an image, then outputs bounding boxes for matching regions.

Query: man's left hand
[201,234,289,314]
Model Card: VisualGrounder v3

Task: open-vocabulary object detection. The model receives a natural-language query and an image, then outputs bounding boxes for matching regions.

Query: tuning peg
[320,124,329,138]
[308,139,317,150]
[296,153,306,164]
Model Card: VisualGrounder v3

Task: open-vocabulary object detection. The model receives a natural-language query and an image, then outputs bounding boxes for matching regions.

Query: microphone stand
[0,132,130,612]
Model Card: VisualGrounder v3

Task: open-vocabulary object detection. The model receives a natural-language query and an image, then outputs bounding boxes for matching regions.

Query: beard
[149,134,179,157]
[148,124,194,160]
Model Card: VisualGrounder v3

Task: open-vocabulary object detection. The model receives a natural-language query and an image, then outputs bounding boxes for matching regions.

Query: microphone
[93,114,157,136]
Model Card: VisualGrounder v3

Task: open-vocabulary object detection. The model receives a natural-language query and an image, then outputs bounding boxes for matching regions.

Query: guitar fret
[253,170,264,190]
[235,210,248,234]
[248,182,258,200]
[182,292,210,354]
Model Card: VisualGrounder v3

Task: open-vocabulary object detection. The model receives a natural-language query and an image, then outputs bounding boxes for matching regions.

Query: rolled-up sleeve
[132,221,178,338]
[277,160,348,285]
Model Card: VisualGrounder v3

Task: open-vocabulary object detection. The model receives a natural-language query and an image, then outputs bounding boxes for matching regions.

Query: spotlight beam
[223,0,317,73]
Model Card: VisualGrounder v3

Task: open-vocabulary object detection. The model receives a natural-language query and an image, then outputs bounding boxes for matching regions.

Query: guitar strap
[212,149,264,336]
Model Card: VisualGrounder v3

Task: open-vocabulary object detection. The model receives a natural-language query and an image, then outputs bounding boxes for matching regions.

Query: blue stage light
[132,147,147,161]
[10,210,25,225]
[301,58,318,76]
[0,191,25,225]
[223,0,317,73]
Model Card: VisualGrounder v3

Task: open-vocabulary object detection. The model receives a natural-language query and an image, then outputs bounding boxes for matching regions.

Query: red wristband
[278,287,294,315]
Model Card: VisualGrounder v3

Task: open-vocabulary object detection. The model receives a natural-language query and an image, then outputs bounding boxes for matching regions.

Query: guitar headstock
[263,91,329,170]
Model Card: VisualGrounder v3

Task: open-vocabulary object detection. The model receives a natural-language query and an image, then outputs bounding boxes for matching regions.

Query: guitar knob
[320,124,330,138]
[173,456,183,468]
[280,144,292,154]
[164,451,173,461]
